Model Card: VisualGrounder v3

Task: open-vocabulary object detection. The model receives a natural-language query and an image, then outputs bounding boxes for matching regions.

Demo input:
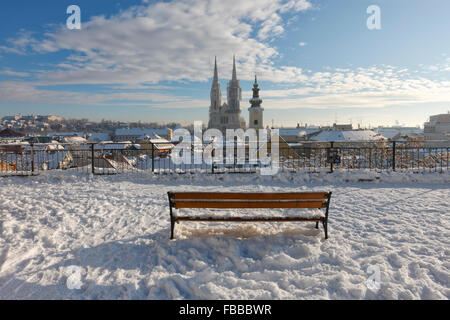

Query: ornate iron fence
[1,141,448,176]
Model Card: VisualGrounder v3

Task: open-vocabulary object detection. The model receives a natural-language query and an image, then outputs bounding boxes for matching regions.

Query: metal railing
[0,141,448,176]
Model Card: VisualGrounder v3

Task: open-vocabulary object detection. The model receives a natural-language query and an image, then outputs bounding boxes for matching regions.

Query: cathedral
[208,56,247,133]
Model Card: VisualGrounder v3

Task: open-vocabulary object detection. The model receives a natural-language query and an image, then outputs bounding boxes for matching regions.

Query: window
[254,120,258,125]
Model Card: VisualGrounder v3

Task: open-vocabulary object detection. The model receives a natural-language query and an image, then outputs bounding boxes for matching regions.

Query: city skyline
[1,0,450,127]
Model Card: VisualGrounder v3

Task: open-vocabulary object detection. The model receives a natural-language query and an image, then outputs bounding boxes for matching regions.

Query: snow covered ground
[0,170,449,299]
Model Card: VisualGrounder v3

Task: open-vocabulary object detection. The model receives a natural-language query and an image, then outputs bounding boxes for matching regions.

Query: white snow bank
[0,170,448,299]
[2,168,448,186]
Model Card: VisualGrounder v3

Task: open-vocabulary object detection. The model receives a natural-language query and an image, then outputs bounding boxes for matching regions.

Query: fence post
[392,141,396,171]
[91,143,95,175]
[30,143,35,174]
[151,143,155,173]
[212,148,215,174]
[329,141,334,173]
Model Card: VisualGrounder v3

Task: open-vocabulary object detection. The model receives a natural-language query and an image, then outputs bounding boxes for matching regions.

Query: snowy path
[0,171,449,299]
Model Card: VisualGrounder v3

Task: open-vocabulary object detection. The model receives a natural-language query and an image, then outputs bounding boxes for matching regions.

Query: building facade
[424,113,450,147]
[208,56,246,133]
[113,128,170,143]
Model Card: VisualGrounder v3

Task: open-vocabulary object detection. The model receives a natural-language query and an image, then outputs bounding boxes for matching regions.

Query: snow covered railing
[1,140,449,176]
[167,191,332,240]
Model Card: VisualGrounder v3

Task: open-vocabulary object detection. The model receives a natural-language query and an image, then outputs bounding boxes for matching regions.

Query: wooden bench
[167,191,332,240]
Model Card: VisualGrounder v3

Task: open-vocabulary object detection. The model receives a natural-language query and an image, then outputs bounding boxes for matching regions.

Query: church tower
[248,75,264,131]
[208,56,221,129]
[210,56,221,109]
[227,55,242,111]
[208,56,246,133]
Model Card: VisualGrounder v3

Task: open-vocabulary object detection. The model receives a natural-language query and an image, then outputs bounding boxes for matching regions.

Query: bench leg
[170,219,175,240]
[322,220,328,239]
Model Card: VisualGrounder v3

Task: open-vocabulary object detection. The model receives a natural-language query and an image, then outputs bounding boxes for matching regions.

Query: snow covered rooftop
[49,132,84,137]
[87,133,110,142]
[278,128,321,137]
[62,136,87,144]
[95,143,140,150]
[310,130,385,142]
[374,127,423,139]
[114,128,169,138]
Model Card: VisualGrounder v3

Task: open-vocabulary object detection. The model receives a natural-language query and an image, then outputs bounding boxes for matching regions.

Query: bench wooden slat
[175,216,324,222]
[173,200,326,209]
[171,192,329,200]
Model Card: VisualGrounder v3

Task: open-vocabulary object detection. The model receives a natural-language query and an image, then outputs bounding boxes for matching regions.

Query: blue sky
[0,0,449,127]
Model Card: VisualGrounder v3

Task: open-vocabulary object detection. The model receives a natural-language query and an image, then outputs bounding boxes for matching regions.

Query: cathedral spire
[252,74,260,99]
[232,55,237,81]
[213,56,219,83]
[210,56,222,110]
[249,74,263,108]
[227,54,242,111]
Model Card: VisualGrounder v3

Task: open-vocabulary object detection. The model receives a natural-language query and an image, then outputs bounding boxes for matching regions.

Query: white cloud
[0,30,38,55]
[1,0,449,115]
[257,13,284,40]
[264,87,450,110]
[0,81,190,106]
[0,69,30,77]
[1,62,450,112]
[1,0,312,85]
[240,65,450,110]
[298,42,307,46]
